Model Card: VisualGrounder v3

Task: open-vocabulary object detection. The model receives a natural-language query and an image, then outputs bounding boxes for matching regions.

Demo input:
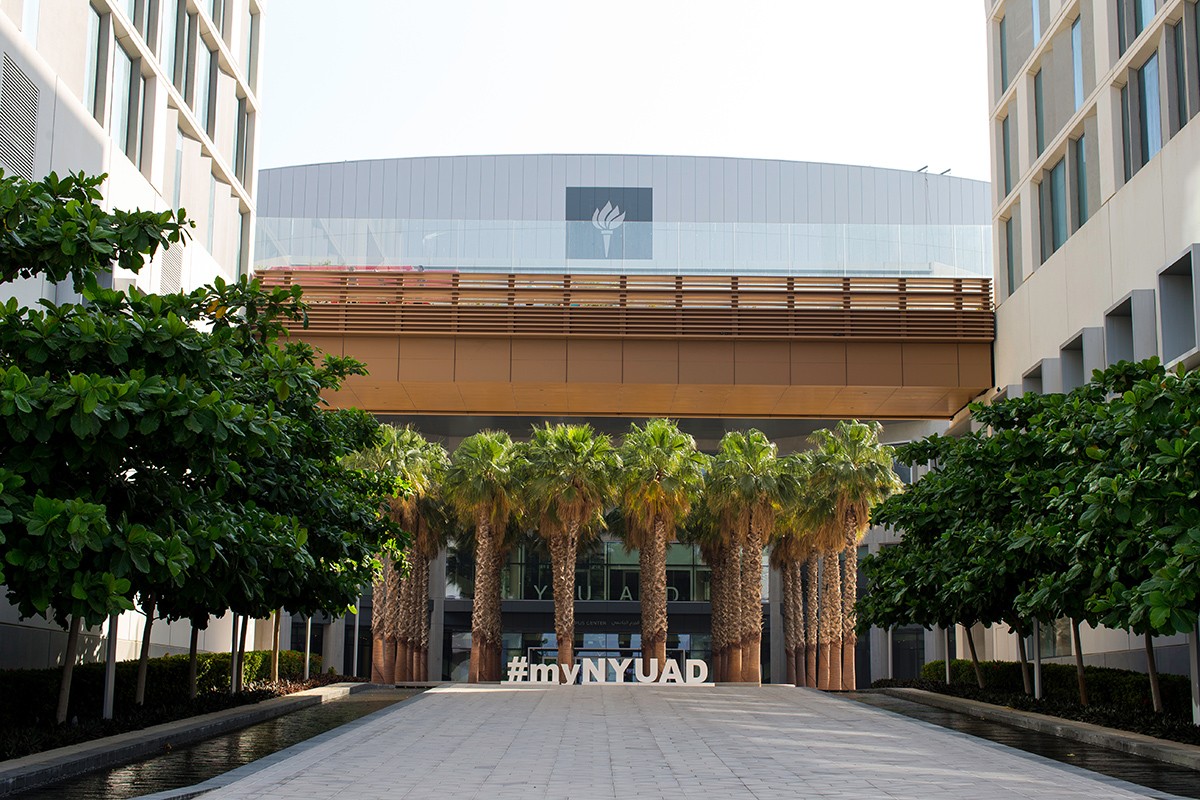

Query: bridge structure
[259,269,995,420]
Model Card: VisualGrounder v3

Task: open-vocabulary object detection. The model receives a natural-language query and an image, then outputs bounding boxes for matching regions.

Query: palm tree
[770,470,818,688]
[518,424,617,681]
[442,430,518,683]
[618,419,706,677]
[808,421,901,690]
[706,430,791,684]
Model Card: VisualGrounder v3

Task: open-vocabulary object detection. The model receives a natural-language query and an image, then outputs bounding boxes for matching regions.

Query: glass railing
[256,217,992,279]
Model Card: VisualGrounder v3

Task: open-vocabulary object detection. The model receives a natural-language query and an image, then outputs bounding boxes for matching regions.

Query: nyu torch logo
[505,655,710,685]
[591,202,626,257]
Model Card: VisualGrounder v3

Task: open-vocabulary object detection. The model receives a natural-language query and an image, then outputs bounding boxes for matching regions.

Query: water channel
[9,689,415,800]
[848,691,1200,799]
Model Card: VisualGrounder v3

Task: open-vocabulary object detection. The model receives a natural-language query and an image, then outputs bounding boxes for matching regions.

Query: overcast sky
[257,1,992,182]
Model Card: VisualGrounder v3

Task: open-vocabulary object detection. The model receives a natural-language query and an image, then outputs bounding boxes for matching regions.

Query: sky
[257,1,992,182]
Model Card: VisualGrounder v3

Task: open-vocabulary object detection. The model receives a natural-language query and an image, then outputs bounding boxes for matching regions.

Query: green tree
[442,431,517,683]
[617,419,705,677]
[518,424,617,680]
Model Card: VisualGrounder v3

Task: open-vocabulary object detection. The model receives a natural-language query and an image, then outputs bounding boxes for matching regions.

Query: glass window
[160,0,179,85]
[1140,52,1162,163]
[234,96,248,182]
[1034,70,1046,154]
[1136,0,1156,34]
[1050,158,1068,252]
[195,44,213,134]
[1005,217,1017,295]
[1074,135,1089,229]
[1072,18,1084,110]
[110,46,132,154]
[1032,0,1042,45]
[999,16,1009,92]
[207,173,217,253]
[85,6,103,121]
[1121,83,1133,181]
[173,129,183,208]
[21,0,39,46]
[1002,115,1013,195]
[182,12,197,96]
[1174,21,1188,129]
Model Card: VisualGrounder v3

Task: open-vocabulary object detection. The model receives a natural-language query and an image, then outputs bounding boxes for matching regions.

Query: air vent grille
[160,245,184,293]
[0,54,38,180]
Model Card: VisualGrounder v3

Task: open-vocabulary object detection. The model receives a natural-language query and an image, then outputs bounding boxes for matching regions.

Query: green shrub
[0,649,320,728]
[917,659,1192,716]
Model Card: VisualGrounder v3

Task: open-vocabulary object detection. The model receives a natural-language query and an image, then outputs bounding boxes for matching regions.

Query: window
[1005,217,1018,296]
[84,5,104,122]
[123,0,150,41]
[207,173,217,253]
[110,46,132,153]
[21,0,39,46]
[1136,0,1156,33]
[1173,21,1188,130]
[1034,70,1046,154]
[160,0,181,86]
[1139,53,1162,163]
[234,96,248,182]
[1118,0,1157,54]
[1073,135,1089,229]
[182,11,197,96]
[1041,158,1068,261]
[1072,18,1084,110]
[1002,115,1013,196]
[195,43,213,134]
[173,129,183,209]
[1032,0,1042,46]
[999,16,1009,92]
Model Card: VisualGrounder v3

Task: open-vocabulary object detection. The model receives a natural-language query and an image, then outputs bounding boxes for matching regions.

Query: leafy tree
[617,419,705,677]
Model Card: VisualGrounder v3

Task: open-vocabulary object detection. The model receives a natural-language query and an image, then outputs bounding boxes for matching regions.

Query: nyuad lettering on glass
[505,655,710,685]
[565,187,652,260]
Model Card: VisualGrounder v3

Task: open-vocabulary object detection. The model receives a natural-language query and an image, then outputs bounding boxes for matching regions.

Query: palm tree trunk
[790,561,806,688]
[724,542,744,682]
[965,625,984,688]
[639,518,669,680]
[135,593,156,706]
[1071,618,1088,706]
[468,515,496,683]
[782,561,797,685]
[415,555,431,681]
[841,514,860,691]
[707,543,727,682]
[188,623,200,698]
[1145,632,1163,713]
[739,514,765,684]
[56,614,82,725]
[548,525,579,682]
[804,556,818,688]
[818,552,843,690]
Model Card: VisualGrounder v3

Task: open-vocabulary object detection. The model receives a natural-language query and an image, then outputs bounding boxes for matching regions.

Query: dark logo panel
[566,187,652,260]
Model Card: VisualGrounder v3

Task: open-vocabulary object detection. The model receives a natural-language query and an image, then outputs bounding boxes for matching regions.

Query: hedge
[918,659,1193,717]
[0,649,320,728]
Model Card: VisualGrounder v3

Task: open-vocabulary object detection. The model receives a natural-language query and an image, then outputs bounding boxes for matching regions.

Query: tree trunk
[707,543,726,682]
[229,614,240,694]
[270,610,282,683]
[965,625,984,689]
[1145,631,1164,713]
[818,552,843,690]
[841,512,860,691]
[740,513,764,684]
[639,518,669,680]
[1014,623,1031,696]
[470,512,506,683]
[548,522,580,683]
[782,560,797,686]
[135,593,156,706]
[791,561,806,689]
[235,614,249,692]
[188,624,200,699]
[56,615,82,725]
[723,542,743,682]
[415,555,431,681]
[1071,618,1088,706]
[804,556,818,688]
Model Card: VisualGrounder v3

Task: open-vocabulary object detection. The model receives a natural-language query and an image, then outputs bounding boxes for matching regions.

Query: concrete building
[984,0,1200,673]
[255,154,994,682]
[0,0,265,671]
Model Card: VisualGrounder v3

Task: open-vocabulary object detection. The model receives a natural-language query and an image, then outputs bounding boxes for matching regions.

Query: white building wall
[0,0,263,671]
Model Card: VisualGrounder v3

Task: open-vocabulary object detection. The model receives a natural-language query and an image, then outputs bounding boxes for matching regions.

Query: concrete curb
[0,682,375,797]
[878,687,1200,771]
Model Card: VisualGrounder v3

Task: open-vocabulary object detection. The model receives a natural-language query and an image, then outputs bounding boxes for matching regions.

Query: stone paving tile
[195,685,1187,800]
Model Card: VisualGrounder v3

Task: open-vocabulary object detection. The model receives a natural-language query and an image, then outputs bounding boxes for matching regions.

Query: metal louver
[160,245,184,293]
[0,54,38,180]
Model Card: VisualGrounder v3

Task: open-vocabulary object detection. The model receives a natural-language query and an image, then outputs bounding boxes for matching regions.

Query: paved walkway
[191,685,1186,800]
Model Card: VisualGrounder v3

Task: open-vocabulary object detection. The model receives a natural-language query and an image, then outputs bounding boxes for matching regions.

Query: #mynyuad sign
[505,656,711,685]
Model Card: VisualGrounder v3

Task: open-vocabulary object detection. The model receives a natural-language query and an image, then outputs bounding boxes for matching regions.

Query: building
[0,0,263,670]
[984,0,1200,673]
[255,154,994,682]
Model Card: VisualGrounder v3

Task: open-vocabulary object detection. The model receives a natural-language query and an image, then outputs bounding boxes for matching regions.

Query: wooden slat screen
[257,270,994,341]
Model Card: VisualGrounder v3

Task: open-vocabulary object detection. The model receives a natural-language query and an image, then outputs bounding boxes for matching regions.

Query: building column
[428,549,447,682]
[322,615,346,675]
